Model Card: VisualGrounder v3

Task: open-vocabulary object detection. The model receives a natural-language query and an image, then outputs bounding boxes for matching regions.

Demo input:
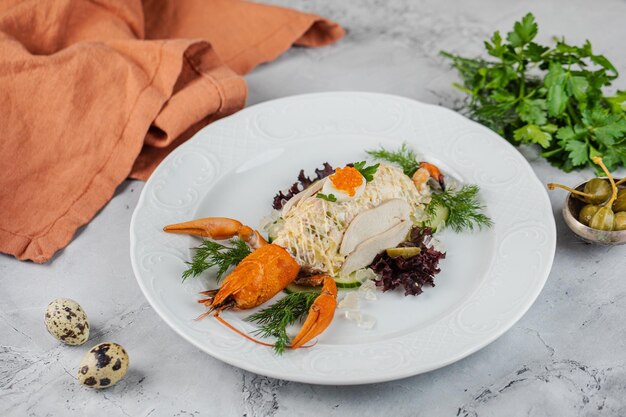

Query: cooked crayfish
[163,217,337,350]
[163,160,444,350]
[413,162,445,191]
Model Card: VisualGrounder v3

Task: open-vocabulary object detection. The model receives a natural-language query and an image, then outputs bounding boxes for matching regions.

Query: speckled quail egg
[78,342,129,389]
[44,298,89,345]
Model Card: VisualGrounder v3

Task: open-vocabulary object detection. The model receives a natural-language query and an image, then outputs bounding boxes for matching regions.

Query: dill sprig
[182,239,251,282]
[367,144,492,233]
[245,292,318,355]
[366,143,420,176]
[428,185,493,232]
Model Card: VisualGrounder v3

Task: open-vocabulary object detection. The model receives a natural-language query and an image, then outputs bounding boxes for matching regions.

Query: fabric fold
[0,0,343,263]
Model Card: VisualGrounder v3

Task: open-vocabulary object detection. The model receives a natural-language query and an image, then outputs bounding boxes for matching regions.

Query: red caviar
[329,166,364,196]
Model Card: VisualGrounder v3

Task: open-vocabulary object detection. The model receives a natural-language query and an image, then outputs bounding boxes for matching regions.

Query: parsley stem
[518,63,526,99]
[540,148,563,158]
[566,101,582,126]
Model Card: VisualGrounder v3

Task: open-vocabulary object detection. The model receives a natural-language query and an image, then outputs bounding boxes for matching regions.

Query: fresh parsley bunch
[442,13,626,172]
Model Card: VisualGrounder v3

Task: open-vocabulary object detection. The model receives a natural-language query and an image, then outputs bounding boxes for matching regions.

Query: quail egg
[321,165,366,202]
[44,298,89,345]
[78,342,129,389]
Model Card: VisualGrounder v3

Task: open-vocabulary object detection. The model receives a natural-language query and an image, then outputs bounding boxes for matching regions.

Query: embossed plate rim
[130,92,556,385]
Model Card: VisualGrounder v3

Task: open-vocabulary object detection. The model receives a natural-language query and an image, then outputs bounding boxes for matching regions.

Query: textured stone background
[2,1,626,416]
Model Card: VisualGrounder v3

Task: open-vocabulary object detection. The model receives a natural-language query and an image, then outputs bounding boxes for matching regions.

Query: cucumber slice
[334,268,378,288]
[334,275,362,289]
[284,283,321,294]
[285,268,377,293]
[427,204,449,232]
[285,277,362,292]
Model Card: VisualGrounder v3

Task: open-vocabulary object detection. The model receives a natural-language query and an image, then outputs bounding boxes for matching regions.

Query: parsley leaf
[545,62,569,117]
[567,76,589,102]
[603,145,626,170]
[556,125,587,146]
[352,161,380,182]
[316,193,337,202]
[584,108,626,146]
[506,13,538,47]
[517,98,547,125]
[485,31,505,58]
[607,91,626,112]
[513,124,552,148]
[564,139,589,167]
[525,42,549,62]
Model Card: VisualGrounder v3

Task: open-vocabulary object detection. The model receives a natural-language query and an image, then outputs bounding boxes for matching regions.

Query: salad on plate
[163,144,492,354]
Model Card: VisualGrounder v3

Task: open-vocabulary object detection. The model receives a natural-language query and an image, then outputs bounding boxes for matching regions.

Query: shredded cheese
[270,164,430,275]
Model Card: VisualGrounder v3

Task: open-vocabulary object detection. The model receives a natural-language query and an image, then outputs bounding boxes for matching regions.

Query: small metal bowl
[562,178,626,245]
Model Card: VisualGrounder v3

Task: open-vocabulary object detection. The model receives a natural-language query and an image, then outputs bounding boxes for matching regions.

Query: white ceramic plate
[130,92,556,385]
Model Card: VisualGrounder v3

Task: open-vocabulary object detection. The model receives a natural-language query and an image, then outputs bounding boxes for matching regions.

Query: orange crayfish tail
[290,276,338,350]
[419,162,445,190]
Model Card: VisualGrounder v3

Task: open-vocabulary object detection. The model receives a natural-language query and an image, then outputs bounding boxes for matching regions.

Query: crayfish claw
[163,217,267,248]
[290,276,337,349]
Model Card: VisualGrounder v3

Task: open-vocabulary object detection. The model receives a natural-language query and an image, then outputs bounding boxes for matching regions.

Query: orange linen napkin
[0,0,344,264]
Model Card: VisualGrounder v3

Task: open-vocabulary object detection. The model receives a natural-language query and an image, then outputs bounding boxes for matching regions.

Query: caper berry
[589,206,615,231]
[614,212,626,231]
[578,204,600,226]
[550,157,621,234]
[547,178,610,204]
[612,188,626,212]
[582,178,611,204]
